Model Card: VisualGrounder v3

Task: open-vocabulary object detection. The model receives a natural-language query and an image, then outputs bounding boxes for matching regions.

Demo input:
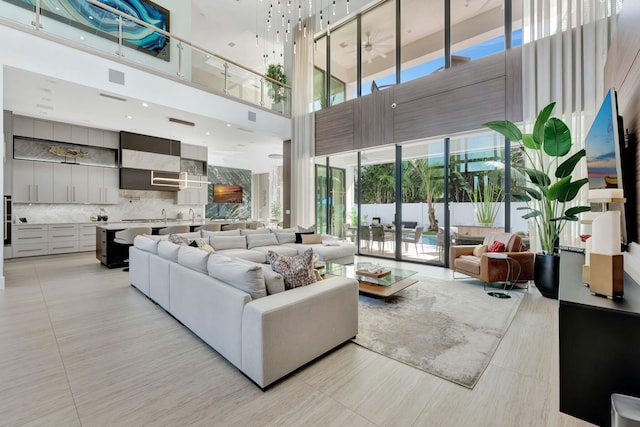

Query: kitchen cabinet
[52,164,89,203]
[71,126,88,145]
[13,160,53,203]
[34,120,53,139]
[87,167,119,204]
[12,116,34,137]
[103,131,119,149]
[11,223,97,258]
[53,122,72,142]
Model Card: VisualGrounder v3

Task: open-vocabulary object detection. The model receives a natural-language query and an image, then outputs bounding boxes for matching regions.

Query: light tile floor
[0,253,593,426]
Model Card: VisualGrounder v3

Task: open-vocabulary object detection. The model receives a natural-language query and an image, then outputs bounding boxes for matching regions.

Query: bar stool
[194,223,221,232]
[113,227,152,271]
[158,225,190,235]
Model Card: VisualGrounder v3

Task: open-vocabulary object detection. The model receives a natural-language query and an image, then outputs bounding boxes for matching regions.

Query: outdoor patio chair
[402,226,424,254]
[359,225,371,251]
[371,224,394,253]
[343,223,356,242]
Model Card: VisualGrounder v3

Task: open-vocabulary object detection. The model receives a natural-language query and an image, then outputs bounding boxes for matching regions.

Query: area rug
[352,277,523,389]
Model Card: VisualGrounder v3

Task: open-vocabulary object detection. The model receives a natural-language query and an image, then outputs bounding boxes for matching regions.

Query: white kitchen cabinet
[71,126,88,145]
[13,160,53,203]
[53,122,72,142]
[33,162,53,203]
[87,167,119,204]
[52,164,89,203]
[72,165,89,203]
[88,129,104,147]
[12,116,34,137]
[103,131,120,149]
[53,163,72,203]
[34,120,53,140]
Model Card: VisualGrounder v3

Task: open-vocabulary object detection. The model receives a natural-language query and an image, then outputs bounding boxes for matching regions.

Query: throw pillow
[294,231,314,244]
[207,255,267,300]
[210,235,247,251]
[189,238,209,248]
[267,248,317,290]
[274,232,296,244]
[297,224,316,233]
[169,234,192,245]
[473,244,488,257]
[246,233,278,249]
[488,241,506,253]
[301,234,323,244]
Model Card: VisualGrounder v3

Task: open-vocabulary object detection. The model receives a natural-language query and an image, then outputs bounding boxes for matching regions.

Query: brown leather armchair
[450,232,534,283]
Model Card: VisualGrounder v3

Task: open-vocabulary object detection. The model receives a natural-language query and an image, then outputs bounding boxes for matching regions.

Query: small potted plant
[266,64,288,111]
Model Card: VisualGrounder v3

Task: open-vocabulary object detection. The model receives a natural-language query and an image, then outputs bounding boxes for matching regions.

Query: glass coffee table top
[319,262,418,297]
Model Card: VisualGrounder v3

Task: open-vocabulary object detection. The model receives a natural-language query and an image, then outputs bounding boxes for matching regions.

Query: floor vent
[99,93,127,102]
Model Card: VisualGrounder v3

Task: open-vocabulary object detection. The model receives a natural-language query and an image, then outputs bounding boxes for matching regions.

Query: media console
[558,248,640,426]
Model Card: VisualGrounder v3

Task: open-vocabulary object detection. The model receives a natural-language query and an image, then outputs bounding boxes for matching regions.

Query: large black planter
[534,253,560,299]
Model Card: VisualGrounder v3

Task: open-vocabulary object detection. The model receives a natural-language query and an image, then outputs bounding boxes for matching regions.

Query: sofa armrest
[241,276,359,388]
[450,245,476,264]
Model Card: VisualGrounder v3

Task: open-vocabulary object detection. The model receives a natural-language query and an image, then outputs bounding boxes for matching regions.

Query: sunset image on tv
[585,90,619,189]
[213,184,243,203]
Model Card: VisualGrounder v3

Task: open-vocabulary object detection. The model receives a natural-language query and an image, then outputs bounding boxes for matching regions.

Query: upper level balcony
[0,0,291,118]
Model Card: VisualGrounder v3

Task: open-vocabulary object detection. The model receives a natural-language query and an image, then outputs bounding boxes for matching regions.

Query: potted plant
[463,174,504,227]
[266,64,288,110]
[483,102,590,299]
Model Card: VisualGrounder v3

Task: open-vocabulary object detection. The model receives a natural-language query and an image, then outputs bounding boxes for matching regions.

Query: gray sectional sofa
[128,231,359,388]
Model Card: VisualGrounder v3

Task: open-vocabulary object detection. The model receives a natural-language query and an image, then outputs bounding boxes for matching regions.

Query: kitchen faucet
[162,208,167,225]
[189,208,195,224]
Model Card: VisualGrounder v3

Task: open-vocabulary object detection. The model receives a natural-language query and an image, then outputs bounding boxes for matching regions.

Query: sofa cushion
[274,232,296,244]
[488,241,506,253]
[210,236,247,251]
[178,245,211,274]
[158,240,180,262]
[188,238,209,247]
[455,255,481,275]
[240,229,271,235]
[250,245,299,257]
[297,224,316,233]
[134,235,159,254]
[286,243,357,261]
[235,258,285,295]
[294,231,314,244]
[267,248,317,290]
[201,229,241,240]
[246,233,279,249]
[301,234,323,244]
[214,248,266,263]
[473,244,488,257]
[207,255,267,300]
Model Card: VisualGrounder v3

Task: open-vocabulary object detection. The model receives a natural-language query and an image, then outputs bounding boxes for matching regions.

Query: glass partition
[315,157,329,235]
[329,152,359,242]
[330,19,357,105]
[313,36,328,110]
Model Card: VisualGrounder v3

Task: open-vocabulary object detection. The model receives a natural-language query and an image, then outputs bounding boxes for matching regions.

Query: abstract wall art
[6,0,170,60]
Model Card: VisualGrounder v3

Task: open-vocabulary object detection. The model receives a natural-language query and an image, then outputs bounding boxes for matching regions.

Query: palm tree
[409,159,444,231]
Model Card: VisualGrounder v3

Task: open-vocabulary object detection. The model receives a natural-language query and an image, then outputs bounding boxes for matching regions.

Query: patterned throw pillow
[487,240,506,253]
[169,234,192,245]
[473,244,488,257]
[267,248,317,290]
[189,239,214,252]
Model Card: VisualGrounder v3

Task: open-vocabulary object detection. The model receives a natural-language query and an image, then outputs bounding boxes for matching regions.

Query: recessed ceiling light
[142,102,149,107]
[205,131,211,136]
[126,115,133,119]
[226,123,232,127]
[268,153,283,159]
[89,15,93,19]
[80,36,85,41]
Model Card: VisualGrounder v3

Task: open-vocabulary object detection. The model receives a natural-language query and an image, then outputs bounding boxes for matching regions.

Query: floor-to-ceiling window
[360,0,397,96]
[400,0,445,82]
[400,140,446,265]
[359,146,396,259]
[451,0,505,63]
[329,19,357,106]
[448,131,507,247]
[315,156,329,234]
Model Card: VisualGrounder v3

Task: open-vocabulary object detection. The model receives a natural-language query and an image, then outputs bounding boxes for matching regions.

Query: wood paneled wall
[604,0,640,243]
[315,48,523,155]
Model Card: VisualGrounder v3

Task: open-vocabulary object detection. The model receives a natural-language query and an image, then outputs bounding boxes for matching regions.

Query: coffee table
[320,262,418,298]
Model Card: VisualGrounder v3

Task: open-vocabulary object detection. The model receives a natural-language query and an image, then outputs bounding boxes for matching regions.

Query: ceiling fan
[361,31,393,64]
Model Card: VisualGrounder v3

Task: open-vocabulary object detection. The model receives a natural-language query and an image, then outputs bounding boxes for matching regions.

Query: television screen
[585,89,624,190]
[213,184,243,203]
[584,88,629,245]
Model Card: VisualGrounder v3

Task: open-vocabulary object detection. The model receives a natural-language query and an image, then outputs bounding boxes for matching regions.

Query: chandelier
[256,0,351,63]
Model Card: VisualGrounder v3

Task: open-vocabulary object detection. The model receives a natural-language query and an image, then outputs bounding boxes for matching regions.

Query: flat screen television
[584,88,631,246]
[213,184,243,203]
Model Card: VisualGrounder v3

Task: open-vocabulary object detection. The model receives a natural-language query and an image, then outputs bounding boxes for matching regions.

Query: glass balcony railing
[0,0,291,117]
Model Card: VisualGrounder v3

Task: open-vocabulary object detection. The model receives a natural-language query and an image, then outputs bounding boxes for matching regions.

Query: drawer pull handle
[52,246,74,250]
[19,236,43,240]
[18,249,43,253]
